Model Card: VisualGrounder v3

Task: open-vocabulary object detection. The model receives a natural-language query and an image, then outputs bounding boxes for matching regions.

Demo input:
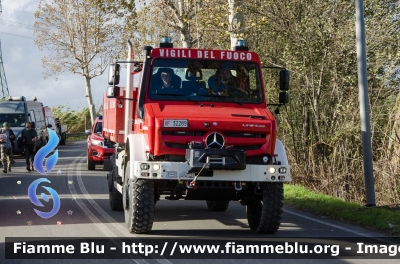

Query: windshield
[94,122,102,133]
[148,59,263,103]
[0,114,26,127]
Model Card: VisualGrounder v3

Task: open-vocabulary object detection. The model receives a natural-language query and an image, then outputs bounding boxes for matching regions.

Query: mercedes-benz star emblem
[205,132,225,149]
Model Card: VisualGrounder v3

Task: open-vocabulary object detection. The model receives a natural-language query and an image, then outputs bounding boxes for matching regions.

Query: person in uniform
[0,122,14,173]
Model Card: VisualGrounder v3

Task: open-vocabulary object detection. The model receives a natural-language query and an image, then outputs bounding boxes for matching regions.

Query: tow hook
[186,180,197,190]
[234,181,242,191]
[188,161,209,190]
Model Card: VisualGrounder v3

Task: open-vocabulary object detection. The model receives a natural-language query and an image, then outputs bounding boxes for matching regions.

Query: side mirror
[108,63,120,85]
[279,70,290,91]
[85,129,91,136]
[106,86,119,98]
[279,91,289,104]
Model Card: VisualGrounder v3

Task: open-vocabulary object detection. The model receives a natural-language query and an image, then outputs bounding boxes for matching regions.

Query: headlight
[140,163,149,170]
[269,167,276,174]
[278,167,287,173]
[152,164,160,171]
[91,139,103,147]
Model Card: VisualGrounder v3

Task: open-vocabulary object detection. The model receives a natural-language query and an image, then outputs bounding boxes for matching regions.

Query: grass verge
[67,135,87,141]
[284,184,400,237]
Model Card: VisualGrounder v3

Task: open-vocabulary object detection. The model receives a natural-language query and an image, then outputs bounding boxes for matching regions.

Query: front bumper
[185,148,246,172]
[132,161,290,182]
[88,145,114,163]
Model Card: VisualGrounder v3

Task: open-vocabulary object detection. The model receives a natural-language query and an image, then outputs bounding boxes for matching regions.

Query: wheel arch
[274,139,288,165]
[124,134,146,181]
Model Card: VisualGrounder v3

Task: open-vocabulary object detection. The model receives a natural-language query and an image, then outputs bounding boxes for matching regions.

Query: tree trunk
[83,74,96,125]
[228,0,245,49]
[180,26,191,48]
[177,0,191,48]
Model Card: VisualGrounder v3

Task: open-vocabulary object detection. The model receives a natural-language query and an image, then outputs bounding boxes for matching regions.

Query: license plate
[163,119,188,128]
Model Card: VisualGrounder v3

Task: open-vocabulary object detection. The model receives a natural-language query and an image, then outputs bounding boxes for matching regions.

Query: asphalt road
[0,140,398,263]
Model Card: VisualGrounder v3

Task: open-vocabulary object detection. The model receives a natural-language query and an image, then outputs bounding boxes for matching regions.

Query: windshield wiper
[151,93,199,105]
[198,94,224,97]
[223,98,243,106]
[197,94,243,106]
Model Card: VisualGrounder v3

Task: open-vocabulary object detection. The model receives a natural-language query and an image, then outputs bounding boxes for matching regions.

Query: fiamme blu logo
[28,128,60,219]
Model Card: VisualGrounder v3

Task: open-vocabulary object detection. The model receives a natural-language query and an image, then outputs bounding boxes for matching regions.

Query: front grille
[162,131,265,138]
[165,142,188,149]
[162,131,206,136]
[165,142,261,151]
[234,145,262,150]
[224,132,266,138]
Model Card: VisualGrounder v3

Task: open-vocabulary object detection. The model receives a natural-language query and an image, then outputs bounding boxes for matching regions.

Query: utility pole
[355,0,376,206]
[0,0,11,101]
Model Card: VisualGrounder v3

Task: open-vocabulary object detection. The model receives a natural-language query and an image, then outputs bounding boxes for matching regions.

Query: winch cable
[189,161,210,189]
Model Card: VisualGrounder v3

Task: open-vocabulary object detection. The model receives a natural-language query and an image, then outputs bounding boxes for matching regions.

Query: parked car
[86,115,114,170]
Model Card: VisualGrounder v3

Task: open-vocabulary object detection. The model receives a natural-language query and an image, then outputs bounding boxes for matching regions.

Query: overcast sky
[0,0,107,111]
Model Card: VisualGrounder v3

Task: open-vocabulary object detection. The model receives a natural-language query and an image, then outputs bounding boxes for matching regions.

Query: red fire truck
[102,38,291,234]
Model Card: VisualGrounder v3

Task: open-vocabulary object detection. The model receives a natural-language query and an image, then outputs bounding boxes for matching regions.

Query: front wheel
[87,155,95,170]
[124,161,155,233]
[246,182,283,234]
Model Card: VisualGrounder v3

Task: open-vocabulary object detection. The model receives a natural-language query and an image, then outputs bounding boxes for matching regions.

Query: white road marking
[283,208,385,237]
[69,154,171,264]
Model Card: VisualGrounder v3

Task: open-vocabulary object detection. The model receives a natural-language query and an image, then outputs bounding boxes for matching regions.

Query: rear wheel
[87,155,95,170]
[246,182,283,234]
[124,161,155,233]
[206,200,230,211]
[109,170,123,211]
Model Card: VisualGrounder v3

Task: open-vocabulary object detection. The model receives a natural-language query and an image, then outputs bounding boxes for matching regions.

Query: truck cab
[103,39,291,234]
[86,115,114,170]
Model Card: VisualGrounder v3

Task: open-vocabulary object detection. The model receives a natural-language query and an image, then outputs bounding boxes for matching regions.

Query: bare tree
[154,0,200,48]
[228,0,245,49]
[132,0,242,49]
[34,0,124,124]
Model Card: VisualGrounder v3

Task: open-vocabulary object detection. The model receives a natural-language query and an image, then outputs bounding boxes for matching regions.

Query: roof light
[233,39,249,51]
[8,96,26,101]
[237,40,246,46]
[161,37,170,43]
[159,37,173,48]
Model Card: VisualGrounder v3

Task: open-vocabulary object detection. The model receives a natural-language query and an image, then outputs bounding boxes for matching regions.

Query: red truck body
[103,48,278,159]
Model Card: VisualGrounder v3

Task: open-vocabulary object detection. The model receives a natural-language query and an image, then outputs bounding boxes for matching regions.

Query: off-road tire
[246,182,283,234]
[109,171,123,211]
[87,155,95,170]
[206,200,230,211]
[124,162,155,233]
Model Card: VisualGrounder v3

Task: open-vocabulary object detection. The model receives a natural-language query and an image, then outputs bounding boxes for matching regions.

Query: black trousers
[24,144,34,167]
